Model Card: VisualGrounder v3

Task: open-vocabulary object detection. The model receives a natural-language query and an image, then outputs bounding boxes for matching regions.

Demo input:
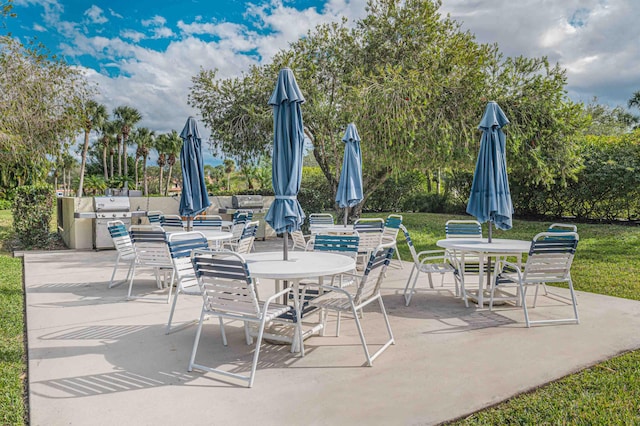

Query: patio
[23,239,640,425]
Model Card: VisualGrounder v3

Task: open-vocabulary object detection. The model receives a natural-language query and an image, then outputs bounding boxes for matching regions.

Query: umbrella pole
[283,231,289,261]
[344,207,348,226]
[486,221,493,295]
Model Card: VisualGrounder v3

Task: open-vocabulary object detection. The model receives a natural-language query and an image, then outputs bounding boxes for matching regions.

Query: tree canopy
[188,0,587,209]
[0,36,93,188]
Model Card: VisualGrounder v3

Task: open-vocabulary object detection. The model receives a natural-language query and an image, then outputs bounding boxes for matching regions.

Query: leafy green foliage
[0,36,93,189]
[12,185,53,248]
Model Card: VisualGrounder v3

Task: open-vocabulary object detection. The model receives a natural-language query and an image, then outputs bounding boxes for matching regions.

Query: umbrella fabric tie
[275,195,297,200]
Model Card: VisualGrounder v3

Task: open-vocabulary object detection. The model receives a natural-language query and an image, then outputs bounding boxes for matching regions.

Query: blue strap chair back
[309,213,334,225]
[546,224,578,239]
[384,216,402,229]
[355,246,394,305]
[529,233,578,256]
[445,220,482,238]
[167,233,209,259]
[233,211,253,224]
[192,218,222,229]
[108,222,129,239]
[313,234,359,254]
[241,222,258,239]
[130,228,167,243]
[354,220,384,233]
[147,211,162,224]
[160,215,184,230]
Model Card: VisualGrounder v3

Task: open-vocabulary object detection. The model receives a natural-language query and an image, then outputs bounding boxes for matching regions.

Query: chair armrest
[494,260,523,283]
[263,286,295,307]
[300,281,355,303]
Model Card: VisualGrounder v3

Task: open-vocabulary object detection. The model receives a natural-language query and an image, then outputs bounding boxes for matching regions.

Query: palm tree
[224,158,235,191]
[164,130,182,196]
[131,127,155,194]
[113,105,142,185]
[98,120,119,181]
[77,100,108,197]
[629,90,640,111]
[154,133,169,195]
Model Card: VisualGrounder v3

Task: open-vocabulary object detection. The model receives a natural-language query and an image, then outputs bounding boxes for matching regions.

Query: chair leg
[427,271,435,289]
[165,289,181,334]
[188,309,207,372]
[568,277,580,324]
[109,255,121,288]
[244,322,252,345]
[248,317,269,388]
[126,263,137,299]
[402,266,417,305]
[520,284,531,328]
[336,312,342,336]
[220,318,228,346]
[351,306,373,366]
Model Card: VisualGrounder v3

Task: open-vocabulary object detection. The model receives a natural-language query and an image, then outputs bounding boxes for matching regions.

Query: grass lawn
[0,210,26,425]
[1,210,639,424]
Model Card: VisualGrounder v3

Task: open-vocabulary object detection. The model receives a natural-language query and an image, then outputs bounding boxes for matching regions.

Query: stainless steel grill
[232,195,264,210]
[74,197,146,249]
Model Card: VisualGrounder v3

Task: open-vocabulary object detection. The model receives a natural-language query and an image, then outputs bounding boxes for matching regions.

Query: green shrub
[299,167,332,213]
[366,170,428,212]
[12,185,54,248]
[0,199,12,210]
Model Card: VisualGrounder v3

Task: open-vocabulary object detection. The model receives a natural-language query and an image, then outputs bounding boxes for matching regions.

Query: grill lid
[232,195,264,209]
[93,196,131,212]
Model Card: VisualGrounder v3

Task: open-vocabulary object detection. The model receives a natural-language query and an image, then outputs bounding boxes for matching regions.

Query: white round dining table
[242,250,356,351]
[436,238,531,307]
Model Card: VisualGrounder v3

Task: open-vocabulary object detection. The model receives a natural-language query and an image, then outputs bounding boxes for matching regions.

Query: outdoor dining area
[85,69,585,389]
[23,67,640,425]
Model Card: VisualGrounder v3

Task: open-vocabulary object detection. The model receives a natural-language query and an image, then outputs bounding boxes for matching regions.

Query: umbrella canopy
[178,116,211,219]
[466,101,513,238]
[335,123,363,225]
[264,68,306,246]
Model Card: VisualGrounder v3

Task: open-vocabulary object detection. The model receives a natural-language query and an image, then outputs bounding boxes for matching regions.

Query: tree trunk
[134,157,139,189]
[117,136,122,176]
[77,129,90,197]
[123,139,128,179]
[436,168,441,194]
[143,161,148,196]
[159,167,164,196]
[166,166,173,196]
[109,153,114,179]
[102,147,109,181]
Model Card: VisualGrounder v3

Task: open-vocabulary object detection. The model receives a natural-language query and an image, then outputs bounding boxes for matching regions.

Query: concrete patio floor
[23,239,640,425]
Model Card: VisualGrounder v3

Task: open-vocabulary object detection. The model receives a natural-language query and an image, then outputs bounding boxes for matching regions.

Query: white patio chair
[165,231,211,333]
[188,250,302,388]
[127,225,174,300]
[107,220,135,288]
[356,230,383,268]
[308,246,396,366]
[400,224,459,306]
[444,219,484,283]
[489,231,580,327]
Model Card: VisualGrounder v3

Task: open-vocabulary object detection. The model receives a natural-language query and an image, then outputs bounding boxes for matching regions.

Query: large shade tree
[189,0,587,215]
[0,36,91,189]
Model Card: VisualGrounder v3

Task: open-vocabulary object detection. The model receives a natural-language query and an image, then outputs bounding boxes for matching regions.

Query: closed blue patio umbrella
[264,68,306,260]
[466,101,513,242]
[179,116,211,229]
[335,123,363,226]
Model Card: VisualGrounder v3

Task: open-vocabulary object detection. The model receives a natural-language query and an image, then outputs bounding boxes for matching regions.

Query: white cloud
[33,23,47,32]
[108,8,123,19]
[141,15,167,27]
[439,0,640,107]
[84,5,108,24]
[120,29,146,43]
[151,26,175,39]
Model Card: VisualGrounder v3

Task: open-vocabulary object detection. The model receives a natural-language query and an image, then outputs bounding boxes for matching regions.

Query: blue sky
[6,0,640,166]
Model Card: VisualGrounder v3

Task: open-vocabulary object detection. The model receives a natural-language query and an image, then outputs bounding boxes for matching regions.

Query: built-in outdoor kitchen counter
[58,195,277,250]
